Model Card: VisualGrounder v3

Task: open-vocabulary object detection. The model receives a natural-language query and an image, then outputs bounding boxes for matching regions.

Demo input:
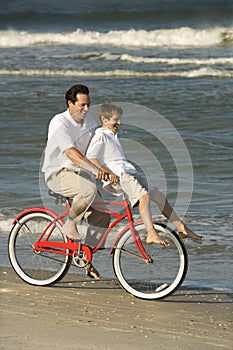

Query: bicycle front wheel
[113,222,188,300]
[8,211,72,286]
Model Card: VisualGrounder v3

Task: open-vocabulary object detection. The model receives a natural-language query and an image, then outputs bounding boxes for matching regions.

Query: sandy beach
[0,266,232,350]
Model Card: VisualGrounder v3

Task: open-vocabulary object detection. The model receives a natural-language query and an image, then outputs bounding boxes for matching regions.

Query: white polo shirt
[86,127,137,178]
[42,109,97,181]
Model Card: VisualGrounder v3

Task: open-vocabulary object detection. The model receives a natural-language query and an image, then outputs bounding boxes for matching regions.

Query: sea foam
[0,26,232,48]
[1,67,232,78]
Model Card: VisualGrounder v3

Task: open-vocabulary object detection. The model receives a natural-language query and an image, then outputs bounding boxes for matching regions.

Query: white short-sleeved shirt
[86,127,137,178]
[42,109,97,181]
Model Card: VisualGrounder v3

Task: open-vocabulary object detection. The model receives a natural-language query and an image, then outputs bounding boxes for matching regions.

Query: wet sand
[0,267,232,350]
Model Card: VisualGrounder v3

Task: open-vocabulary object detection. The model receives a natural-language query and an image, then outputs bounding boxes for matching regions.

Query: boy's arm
[89,158,119,184]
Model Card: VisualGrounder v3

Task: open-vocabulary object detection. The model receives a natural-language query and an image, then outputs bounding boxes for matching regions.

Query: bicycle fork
[125,204,153,264]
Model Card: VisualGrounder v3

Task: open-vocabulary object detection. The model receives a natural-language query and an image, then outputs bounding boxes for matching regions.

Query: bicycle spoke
[115,247,145,260]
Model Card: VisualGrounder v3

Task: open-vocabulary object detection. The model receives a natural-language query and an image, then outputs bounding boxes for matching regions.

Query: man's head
[66,84,90,123]
[98,102,123,133]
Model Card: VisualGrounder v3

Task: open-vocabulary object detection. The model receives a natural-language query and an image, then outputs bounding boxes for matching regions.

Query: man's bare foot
[85,262,101,280]
[146,228,169,247]
[61,219,82,240]
[179,226,204,241]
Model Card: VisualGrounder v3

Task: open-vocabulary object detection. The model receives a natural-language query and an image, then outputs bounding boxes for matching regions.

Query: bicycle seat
[102,181,123,196]
[48,190,71,204]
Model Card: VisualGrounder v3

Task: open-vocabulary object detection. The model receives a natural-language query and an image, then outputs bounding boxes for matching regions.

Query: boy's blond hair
[98,102,123,123]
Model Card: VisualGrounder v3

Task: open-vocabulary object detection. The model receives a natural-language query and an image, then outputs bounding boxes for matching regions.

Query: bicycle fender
[12,207,63,225]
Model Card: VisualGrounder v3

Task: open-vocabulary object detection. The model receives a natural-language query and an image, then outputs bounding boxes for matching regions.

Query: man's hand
[108,172,119,184]
[95,169,119,184]
[96,169,109,181]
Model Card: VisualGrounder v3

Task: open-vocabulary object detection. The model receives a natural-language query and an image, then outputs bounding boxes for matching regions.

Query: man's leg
[84,192,111,247]
[47,169,98,239]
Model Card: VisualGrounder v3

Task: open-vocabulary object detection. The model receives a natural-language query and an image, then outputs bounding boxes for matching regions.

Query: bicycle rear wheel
[113,222,188,300]
[8,211,72,286]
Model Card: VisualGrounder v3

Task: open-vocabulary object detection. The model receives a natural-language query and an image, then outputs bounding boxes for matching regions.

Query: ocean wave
[1,67,232,78]
[0,218,12,233]
[0,26,232,48]
[119,54,233,66]
[39,52,233,66]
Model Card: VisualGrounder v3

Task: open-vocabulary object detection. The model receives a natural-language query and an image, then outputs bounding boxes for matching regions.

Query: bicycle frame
[13,197,152,263]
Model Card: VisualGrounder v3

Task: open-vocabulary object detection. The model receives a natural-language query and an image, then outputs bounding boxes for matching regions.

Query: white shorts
[120,172,158,207]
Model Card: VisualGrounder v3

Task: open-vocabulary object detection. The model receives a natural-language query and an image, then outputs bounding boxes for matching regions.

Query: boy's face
[102,113,121,133]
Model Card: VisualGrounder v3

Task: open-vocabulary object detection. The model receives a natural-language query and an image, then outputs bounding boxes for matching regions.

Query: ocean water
[0,0,232,292]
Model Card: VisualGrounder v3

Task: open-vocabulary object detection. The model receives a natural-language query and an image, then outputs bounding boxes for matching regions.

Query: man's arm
[88,157,119,184]
[65,147,108,181]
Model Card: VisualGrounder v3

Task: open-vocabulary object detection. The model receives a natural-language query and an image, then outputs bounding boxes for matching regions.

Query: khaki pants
[47,168,110,246]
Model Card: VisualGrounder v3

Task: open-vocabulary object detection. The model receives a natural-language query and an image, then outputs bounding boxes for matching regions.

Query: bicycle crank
[72,251,89,268]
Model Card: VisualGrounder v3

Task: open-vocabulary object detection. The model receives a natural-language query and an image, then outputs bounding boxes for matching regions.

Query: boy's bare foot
[146,228,169,247]
[179,227,204,241]
[61,219,82,240]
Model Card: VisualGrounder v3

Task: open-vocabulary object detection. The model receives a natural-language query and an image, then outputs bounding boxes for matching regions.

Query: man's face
[68,93,90,123]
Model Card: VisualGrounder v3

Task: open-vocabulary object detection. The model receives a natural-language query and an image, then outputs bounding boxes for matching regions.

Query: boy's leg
[120,173,168,246]
[150,190,204,241]
[139,194,169,246]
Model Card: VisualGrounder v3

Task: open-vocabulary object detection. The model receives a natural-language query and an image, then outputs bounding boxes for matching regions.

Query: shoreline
[1,266,232,350]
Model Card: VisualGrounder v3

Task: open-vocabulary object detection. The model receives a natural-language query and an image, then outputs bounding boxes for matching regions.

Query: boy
[86,102,204,245]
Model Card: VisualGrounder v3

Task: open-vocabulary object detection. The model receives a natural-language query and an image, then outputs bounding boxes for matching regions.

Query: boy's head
[98,102,123,133]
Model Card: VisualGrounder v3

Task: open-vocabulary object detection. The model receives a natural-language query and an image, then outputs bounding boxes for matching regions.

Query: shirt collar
[97,127,117,137]
[65,108,87,128]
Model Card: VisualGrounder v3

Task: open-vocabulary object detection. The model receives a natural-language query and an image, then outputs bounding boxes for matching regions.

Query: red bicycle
[8,190,188,300]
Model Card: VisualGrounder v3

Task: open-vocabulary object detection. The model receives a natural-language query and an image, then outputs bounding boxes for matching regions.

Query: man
[42,84,114,279]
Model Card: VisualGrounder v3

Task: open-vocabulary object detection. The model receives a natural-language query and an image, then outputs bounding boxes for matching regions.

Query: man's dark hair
[65,84,89,106]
